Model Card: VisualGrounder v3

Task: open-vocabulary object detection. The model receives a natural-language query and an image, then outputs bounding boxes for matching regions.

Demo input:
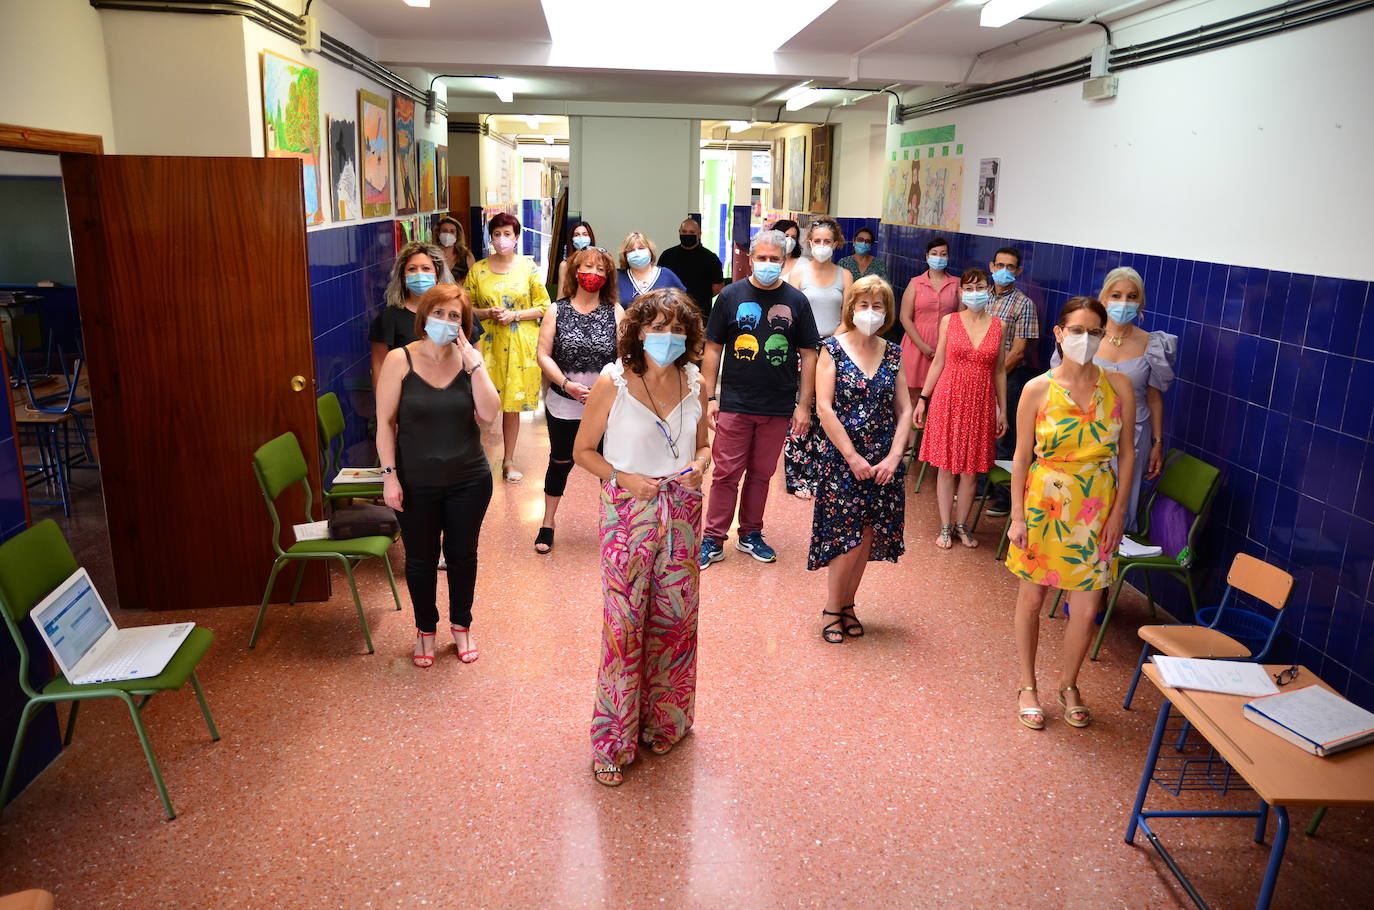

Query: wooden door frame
[0,123,104,156]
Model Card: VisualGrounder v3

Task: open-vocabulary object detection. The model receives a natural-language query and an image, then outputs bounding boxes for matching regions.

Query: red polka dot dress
[919,314,1003,474]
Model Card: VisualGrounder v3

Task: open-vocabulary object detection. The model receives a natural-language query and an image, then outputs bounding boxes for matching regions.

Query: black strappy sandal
[821,609,846,643]
[534,526,554,554]
[840,604,865,638]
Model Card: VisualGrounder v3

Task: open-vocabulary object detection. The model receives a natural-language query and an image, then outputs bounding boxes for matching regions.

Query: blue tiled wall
[877,222,1374,709]
[307,219,396,467]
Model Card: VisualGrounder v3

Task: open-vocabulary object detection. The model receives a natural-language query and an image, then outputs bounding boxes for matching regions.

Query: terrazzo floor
[1,412,1370,909]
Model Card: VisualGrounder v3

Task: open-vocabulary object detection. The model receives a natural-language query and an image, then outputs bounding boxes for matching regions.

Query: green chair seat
[327,482,384,500]
[317,393,384,506]
[287,536,394,558]
[40,627,215,698]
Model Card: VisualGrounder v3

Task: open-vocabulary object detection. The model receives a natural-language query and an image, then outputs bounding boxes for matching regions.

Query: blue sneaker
[699,537,724,569]
[736,531,777,563]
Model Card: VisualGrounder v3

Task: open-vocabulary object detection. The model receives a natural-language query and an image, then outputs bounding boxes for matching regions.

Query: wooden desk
[1126,664,1374,909]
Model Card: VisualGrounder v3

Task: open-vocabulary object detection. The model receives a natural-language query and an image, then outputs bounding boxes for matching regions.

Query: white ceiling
[322,0,551,41]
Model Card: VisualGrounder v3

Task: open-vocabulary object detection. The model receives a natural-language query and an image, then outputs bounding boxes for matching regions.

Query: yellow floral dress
[465,256,550,412]
[1005,366,1123,590]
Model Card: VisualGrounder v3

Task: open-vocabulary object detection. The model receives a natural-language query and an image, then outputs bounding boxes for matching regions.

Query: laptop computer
[30,568,194,685]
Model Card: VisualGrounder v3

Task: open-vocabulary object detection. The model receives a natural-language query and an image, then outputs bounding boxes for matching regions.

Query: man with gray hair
[658,217,725,321]
[699,229,820,569]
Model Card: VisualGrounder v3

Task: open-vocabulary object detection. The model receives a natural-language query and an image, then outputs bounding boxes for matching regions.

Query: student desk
[1126,663,1374,910]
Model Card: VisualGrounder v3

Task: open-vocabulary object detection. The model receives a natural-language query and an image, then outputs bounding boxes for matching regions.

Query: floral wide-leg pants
[591,480,702,767]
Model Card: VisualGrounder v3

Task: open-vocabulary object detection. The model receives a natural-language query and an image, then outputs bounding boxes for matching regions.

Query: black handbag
[328,502,399,539]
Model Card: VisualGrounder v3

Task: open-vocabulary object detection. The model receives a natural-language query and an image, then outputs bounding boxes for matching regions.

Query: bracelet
[1152,437,1164,446]
[919,394,931,403]
[561,378,569,390]
[707,395,717,402]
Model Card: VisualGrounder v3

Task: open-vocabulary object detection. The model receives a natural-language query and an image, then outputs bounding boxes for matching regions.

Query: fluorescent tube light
[402,0,430,8]
[524,115,541,129]
[784,88,828,112]
[727,120,751,133]
[980,0,1051,28]
[488,78,513,104]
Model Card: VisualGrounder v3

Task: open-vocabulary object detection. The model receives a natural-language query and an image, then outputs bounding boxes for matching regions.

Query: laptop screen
[36,575,111,670]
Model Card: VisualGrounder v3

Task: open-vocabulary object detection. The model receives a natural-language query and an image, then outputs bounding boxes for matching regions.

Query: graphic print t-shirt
[706,278,820,417]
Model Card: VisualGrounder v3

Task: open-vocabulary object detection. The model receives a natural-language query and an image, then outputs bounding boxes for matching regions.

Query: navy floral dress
[808,336,907,570]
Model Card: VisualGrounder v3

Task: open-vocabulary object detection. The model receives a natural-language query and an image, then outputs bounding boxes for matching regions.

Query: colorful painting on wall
[393,94,418,216]
[882,159,918,226]
[327,117,359,222]
[261,50,323,226]
[770,138,786,211]
[358,90,391,218]
[786,135,807,213]
[808,125,833,215]
[915,157,964,231]
[419,139,437,212]
[436,145,449,210]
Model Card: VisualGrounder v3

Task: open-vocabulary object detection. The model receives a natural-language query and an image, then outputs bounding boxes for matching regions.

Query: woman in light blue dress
[1054,266,1176,531]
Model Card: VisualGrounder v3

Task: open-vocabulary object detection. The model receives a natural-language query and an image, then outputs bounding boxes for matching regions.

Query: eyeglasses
[1063,326,1106,339]
[1273,665,1300,686]
[655,420,680,459]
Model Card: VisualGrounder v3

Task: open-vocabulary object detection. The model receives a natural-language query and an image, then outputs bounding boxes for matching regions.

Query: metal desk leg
[1254,798,1269,843]
[1255,807,1289,910]
[1126,697,1171,844]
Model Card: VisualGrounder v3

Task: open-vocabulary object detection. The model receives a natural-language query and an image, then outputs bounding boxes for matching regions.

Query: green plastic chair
[317,393,383,507]
[249,432,402,654]
[0,520,219,821]
[1050,449,1221,660]
[970,463,1012,535]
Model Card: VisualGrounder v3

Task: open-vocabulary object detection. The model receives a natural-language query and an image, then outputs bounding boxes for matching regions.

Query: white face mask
[438,231,457,247]
[810,243,834,263]
[853,310,884,336]
[784,235,797,254]
[1060,330,1102,365]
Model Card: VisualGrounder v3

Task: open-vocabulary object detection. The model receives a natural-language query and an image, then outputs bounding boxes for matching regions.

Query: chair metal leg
[249,558,287,648]
[0,700,39,813]
[118,691,175,820]
[995,514,1013,561]
[1047,588,1063,618]
[1124,642,1152,709]
[1143,573,1157,619]
[383,553,403,611]
[1090,576,1128,660]
[63,700,80,745]
[970,486,990,533]
[190,672,221,741]
[1182,571,1200,621]
[914,457,929,493]
[287,562,307,606]
[338,557,375,653]
[1306,807,1327,836]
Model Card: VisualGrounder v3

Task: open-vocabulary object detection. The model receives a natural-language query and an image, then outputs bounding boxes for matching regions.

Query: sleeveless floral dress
[1005,367,1123,591]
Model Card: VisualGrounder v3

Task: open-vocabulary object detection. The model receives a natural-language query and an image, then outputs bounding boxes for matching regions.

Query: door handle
[291,375,306,392]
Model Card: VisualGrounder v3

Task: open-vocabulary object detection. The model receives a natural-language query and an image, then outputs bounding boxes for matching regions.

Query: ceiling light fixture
[779,82,813,101]
[402,0,431,8]
[543,135,554,145]
[487,77,513,104]
[524,115,541,129]
[727,121,751,133]
[979,0,1052,28]
[784,88,829,112]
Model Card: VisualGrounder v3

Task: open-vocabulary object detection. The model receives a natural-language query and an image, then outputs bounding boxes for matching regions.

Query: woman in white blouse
[574,288,711,788]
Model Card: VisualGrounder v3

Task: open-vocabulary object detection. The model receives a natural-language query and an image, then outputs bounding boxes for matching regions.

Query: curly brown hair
[558,247,619,305]
[617,287,703,374]
[413,283,473,341]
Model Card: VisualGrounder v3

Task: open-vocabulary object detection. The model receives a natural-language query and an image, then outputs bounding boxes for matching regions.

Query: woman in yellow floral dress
[466,212,551,482]
[1005,297,1135,731]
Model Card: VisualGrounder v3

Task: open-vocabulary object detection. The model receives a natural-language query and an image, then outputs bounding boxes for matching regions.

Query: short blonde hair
[1099,266,1147,309]
[839,275,895,335]
[619,231,658,268]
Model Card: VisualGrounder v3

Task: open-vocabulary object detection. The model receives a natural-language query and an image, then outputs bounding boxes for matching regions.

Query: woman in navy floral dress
[809,276,913,643]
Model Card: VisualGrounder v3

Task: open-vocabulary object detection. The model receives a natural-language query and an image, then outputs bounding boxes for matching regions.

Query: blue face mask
[962,290,990,311]
[853,241,872,256]
[752,261,783,285]
[927,255,948,271]
[991,267,1016,287]
[1107,303,1139,326]
[643,332,687,367]
[424,316,460,346]
[572,235,591,250]
[405,272,437,295]
[627,248,652,269]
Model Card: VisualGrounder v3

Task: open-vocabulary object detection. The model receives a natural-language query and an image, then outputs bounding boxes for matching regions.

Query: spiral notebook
[1243,685,1374,757]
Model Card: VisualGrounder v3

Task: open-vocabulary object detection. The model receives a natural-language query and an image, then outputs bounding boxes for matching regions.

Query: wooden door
[61,155,328,610]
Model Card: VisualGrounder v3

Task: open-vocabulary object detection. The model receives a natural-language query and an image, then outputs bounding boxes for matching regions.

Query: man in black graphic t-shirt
[700,228,819,569]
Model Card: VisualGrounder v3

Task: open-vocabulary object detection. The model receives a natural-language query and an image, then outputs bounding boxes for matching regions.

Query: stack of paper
[1151,655,1279,696]
[1244,685,1374,757]
[333,468,384,485]
[292,520,331,542]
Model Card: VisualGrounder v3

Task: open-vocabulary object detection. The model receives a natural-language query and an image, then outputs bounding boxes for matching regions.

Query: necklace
[631,267,656,297]
[1107,329,1127,347]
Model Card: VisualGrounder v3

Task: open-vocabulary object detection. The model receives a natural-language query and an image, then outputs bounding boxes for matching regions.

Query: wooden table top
[1144,663,1374,808]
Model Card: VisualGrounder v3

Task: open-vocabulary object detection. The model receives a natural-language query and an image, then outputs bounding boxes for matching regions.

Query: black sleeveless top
[396,347,489,487]
[549,297,618,399]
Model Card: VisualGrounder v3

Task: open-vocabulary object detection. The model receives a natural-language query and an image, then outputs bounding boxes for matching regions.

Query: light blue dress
[1052,330,1177,531]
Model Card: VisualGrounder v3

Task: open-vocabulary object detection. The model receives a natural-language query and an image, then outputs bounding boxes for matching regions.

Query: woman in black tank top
[375,284,499,668]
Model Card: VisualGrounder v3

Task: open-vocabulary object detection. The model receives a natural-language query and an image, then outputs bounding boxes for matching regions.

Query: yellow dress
[1005,366,1123,591]
[465,257,550,412]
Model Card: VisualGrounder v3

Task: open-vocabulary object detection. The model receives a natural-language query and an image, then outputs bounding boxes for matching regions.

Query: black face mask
[679,233,698,247]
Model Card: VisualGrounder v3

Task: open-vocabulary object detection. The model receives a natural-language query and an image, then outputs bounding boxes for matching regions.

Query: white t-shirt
[601,360,701,478]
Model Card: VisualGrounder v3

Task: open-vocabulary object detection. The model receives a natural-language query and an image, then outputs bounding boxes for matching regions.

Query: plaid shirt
[987,285,1038,355]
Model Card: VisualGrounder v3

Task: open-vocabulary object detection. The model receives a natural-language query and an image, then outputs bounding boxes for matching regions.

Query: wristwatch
[381,466,395,475]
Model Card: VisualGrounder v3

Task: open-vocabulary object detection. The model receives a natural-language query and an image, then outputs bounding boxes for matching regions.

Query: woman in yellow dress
[466,212,551,482]
[1005,297,1135,731]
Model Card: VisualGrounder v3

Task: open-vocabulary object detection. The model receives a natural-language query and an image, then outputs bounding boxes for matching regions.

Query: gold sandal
[1057,685,1092,728]
[1017,685,1045,730]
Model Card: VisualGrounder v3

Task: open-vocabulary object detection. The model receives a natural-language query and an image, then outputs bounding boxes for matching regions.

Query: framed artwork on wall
[419,139,436,211]
[771,138,786,212]
[808,124,833,215]
[436,145,449,210]
[327,116,359,222]
[786,135,806,213]
[915,157,963,231]
[882,159,918,226]
[358,90,392,218]
[393,94,418,216]
[260,50,323,226]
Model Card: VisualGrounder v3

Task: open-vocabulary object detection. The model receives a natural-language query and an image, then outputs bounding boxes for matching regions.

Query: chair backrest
[0,521,79,698]
[252,432,309,501]
[316,393,345,478]
[1155,451,1220,516]
[1227,553,1294,611]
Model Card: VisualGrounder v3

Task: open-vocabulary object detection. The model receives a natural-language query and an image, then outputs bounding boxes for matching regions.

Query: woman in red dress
[913,268,1008,550]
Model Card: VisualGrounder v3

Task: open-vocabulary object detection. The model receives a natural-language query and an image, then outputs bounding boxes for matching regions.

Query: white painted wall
[887,8,1374,280]
[569,116,696,257]
[0,0,116,150]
